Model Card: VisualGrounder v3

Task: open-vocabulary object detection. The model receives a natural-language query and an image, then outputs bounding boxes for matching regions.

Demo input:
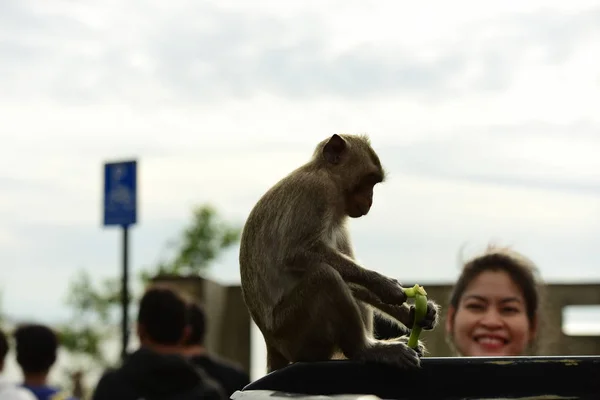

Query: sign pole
[103,159,138,363]
[121,224,129,361]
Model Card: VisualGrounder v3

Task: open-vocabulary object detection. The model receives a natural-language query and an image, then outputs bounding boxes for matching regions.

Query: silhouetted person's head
[137,285,190,352]
[184,302,206,349]
[0,328,8,372]
[14,324,58,382]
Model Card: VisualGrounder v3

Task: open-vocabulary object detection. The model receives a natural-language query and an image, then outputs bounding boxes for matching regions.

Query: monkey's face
[319,133,385,217]
[346,177,377,218]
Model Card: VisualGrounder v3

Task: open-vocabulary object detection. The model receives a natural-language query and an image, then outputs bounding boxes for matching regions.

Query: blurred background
[0,0,599,396]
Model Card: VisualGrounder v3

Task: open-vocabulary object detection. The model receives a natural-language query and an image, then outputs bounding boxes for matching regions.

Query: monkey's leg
[271,265,421,369]
[349,285,434,357]
[349,283,439,331]
[356,300,374,335]
[270,266,366,363]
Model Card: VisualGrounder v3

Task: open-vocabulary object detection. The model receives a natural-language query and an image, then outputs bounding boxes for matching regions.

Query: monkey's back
[239,165,334,331]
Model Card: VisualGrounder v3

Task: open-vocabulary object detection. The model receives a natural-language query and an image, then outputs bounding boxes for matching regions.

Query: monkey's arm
[349,283,439,331]
[348,283,412,327]
[295,242,408,306]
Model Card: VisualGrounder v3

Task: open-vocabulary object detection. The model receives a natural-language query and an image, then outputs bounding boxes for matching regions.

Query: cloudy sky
[1,0,599,347]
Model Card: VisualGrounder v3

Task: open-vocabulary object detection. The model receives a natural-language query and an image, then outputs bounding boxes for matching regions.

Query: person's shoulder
[201,354,243,369]
[91,368,131,400]
[96,367,125,385]
[215,356,248,376]
[178,382,225,400]
[197,354,250,383]
[0,385,38,400]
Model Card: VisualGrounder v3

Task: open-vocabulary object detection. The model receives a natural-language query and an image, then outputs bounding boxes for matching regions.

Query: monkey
[239,133,439,373]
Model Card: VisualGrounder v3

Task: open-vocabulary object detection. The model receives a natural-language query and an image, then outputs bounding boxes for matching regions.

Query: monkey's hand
[374,275,408,305]
[409,299,440,331]
[395,336,426,358]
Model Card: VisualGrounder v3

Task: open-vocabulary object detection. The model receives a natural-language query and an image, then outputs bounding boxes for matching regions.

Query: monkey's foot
[355,339,421,369]
[391,335,426,358]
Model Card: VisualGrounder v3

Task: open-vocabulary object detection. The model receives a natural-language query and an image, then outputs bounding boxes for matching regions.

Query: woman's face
[446,270,536,357]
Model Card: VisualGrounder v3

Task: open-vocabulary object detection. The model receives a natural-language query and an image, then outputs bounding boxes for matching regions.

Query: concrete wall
[150,276,600,372]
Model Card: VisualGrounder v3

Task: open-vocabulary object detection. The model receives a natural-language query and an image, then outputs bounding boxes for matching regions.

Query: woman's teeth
[476,336,506,345]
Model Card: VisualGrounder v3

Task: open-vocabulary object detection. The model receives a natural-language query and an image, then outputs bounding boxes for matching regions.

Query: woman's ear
[445,305,456,336]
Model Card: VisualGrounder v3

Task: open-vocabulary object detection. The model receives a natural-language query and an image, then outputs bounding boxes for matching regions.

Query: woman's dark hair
[448,245,543,327]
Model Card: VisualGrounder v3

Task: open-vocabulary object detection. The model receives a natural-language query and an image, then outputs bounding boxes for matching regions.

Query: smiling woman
[445,245,543,357]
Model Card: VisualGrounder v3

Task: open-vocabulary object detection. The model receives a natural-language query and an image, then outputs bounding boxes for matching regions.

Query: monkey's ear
[323,134,347,164]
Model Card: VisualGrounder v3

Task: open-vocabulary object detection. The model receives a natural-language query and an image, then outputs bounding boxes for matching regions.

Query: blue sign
[103,160,137,227]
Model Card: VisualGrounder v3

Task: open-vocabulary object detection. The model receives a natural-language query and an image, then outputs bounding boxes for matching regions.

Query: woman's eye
[466,303,484,311]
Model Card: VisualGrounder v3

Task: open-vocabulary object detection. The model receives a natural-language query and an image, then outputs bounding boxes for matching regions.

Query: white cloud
[0,0,599,356]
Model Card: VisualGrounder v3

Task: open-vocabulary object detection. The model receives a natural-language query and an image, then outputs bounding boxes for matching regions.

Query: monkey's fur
[239,134,439,372]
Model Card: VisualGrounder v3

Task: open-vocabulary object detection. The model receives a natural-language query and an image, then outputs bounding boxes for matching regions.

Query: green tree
[143,204,241,278]
[59,204,242,364]
[58,270,120,364]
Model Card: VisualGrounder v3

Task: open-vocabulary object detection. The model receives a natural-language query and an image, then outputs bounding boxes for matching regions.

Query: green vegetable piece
[403,284,428,349]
